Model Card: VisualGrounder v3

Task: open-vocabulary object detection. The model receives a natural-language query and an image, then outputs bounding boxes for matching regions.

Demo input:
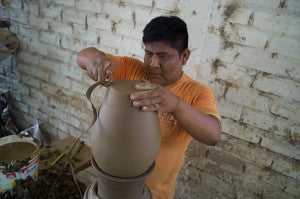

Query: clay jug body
[90,80,161,178]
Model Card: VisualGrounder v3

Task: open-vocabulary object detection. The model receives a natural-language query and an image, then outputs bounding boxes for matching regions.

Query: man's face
[143,41,186,86]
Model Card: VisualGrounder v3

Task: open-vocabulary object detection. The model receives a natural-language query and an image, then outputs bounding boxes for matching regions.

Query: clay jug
[90,80,160,178]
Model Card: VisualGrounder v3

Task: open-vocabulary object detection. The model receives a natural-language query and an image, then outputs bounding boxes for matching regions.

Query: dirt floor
[0,147,87,199]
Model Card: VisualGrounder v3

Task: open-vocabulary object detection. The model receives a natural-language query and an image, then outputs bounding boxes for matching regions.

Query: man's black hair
[143,16,188,55]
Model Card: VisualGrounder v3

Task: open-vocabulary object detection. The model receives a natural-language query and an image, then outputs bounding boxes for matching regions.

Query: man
[77,16,221,199]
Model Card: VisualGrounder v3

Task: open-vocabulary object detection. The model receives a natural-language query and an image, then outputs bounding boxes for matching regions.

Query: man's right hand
[77,47,115,82]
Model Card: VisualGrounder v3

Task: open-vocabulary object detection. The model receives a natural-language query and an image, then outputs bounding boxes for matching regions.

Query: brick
[217,98,243,121]
[269,36,300,59]
[39,58,61,73]
[48,20,73,35]
[46,45,72,63]
[17,51,39,66]
[87,13,112,32]
[242,107,298,137]
[235,46,300,78]
[272,156,300,180]
[253,74,300,101]
[54,0,75,7]
[10,0,22,9]
[253,12,300,36]
[41,82,58,96]
[72,24,98,43]
[30,87,48,103]
[133,5,165,24]
[75,0,102,13]
[18,63,49,80]
[63,7,86,25]
[226,87,270,112]
[21,74,40,89]
[39,31,60,46]
[270,96,300,121]
[49,73,72,90]
[60,35,88,52]
[13,101,29,114]
[261,136,300,160]
[217,63,253,87]
[61,65,82,81]
[28,15,49,30]
[222,118,261,144]
[23,2,39,16]
[208,147,248,172]
[103,1,133,20]
[69,79,89,95]
[22,95,41,109]
[30,41,48,56]
[9,9,28,24]
[41,4,62,20]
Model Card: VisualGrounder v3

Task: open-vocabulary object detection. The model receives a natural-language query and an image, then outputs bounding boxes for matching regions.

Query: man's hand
[130,82,181,113]
[77,47,115,82]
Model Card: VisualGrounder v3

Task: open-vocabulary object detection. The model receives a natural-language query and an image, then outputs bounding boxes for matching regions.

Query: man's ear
[181,49,190,65]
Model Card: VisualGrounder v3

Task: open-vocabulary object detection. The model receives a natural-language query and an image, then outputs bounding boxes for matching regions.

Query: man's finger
[130,90,159,100]
[132,97,161,107]
[141,104,159,112]
[135,82,158,90]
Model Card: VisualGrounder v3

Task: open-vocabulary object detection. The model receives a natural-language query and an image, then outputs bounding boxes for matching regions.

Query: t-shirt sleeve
[105,54,146,80]
[192,85,221,121]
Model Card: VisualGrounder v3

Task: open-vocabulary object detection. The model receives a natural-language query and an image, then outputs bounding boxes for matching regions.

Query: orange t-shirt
[106,54,221,199]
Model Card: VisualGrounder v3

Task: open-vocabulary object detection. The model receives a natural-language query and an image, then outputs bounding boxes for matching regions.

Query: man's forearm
[172,100,221,145]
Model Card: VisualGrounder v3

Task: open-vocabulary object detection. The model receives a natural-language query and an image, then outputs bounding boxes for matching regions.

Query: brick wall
[1,0,299,198]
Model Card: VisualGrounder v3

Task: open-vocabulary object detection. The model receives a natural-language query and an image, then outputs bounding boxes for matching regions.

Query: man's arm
[130,82,221,145]
[77,47,115,81]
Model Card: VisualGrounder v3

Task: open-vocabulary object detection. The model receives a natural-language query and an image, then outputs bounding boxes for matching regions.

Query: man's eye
[159,55,166,58]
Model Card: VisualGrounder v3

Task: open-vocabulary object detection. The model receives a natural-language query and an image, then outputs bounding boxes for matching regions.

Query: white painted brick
[23,95,41,109]
[269,36,300,59]
[17,51,39,66]
[226,7,254,26]
[54,0,75,7]
[30,87,48,103]
[87,13,112,32]
[72,24,98,43]
[216,63,253,87]
[261,136,300,160]
[28,15,49,30]
[39,31,60,46]
[18,63,49,81]
[9,9,28,24]
[75,0,102,13]
[41,4,62,19]
[103,1,133,20]
[253,74,300,101]
[40,82,58,96]
[209,82,226,99]
[18,26,39,40]
[133,5,166,24]
[39,58,61,73]
[97,30,123,49]
[272,157,300,180]
[217,98,243,121]
[23,2,39,16]
[253,12,300,36]
[14,101,29,114]
[21,74,40,89]
[222,118,261,144]
[119,36,143,55]
[29,108,49,123]
[60,35,87,52]
[63,7,86,25]
[235,46,300,78]
[241,107,298,137]
[10,0,22,9]
[69,79,89,95]
[46,45,72,63]
[226,87,270,112]
[61,65,82,81]
[48,20,73,35]
[127,0,152,7]
[30,41,48,56]
[50,74,72,90]
[270,97,300,121]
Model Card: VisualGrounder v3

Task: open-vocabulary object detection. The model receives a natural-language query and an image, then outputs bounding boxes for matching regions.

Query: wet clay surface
[0,142,36,162]
[0,147,86,199]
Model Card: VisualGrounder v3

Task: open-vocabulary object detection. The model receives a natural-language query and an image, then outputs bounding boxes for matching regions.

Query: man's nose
[149,55,160,68]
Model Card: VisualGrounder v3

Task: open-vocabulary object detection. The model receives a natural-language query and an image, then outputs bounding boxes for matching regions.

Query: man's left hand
[130,82,180,113]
